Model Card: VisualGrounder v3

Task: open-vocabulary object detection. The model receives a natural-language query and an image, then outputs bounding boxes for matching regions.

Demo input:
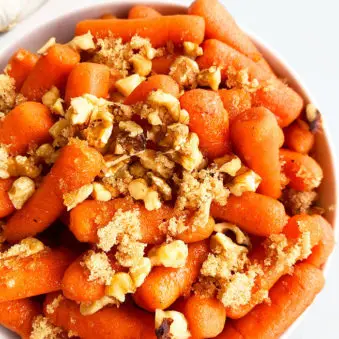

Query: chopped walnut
[67,96,93,125]
[197,66,221,91]
[92,182,112,202]
[7,155,42,179]
[80,296,118,316]
[129,257,152,288]
[115,74,145,97]
[105,272,136,302]
[129,54,152,76]
[0,237,44,260]
[37,37,56,55]
[169,56,199,89]
[229,169,261,196]
[49,119,72,147]
[155,310,191,339]
[214,222,251,247]
[8,177,35,209]
[183,41,203,58]
[0,145,9,179]
[63,184,93,211]
[281,188,317,215]
[147,172,172,201]
[226,67,259,92]
[0,74,16,113]
[36,144,60,165]
[67,31,95,51]
[159,123,189,150]
[214,154,242,176]
[119,120,143,137]
[42,86,65,116]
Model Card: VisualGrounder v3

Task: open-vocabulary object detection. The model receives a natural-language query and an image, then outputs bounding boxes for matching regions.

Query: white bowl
[0,1,336,338]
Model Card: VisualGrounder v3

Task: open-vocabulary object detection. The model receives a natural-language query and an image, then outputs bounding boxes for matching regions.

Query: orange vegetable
[152,55,176,75]
[0,248,75,302]
[44,292,156,339]
[180,89,230,159]
[0,178,15,218]
[128,5,162,19]
[124,74,179,105]
[197,39,303,127]
[4,141,103,243]
[20,44,80,101]
[231,107,282,199]
[0,102,53,155]
[0,299,41,339]
[5,48,39,90]
[211,192,287,236]
[65,62,110,104]
[280,149,323,191]
[75,16,205,48]
[215,323,244,339]
[133,241,209,311]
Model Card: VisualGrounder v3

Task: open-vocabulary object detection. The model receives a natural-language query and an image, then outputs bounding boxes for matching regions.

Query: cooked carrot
[44,292,156,339]
[4,140,103,243]
[175,295,226,338]
[218,89,252,123]
[100,13,116,19]
[0,179,15,218]
[215,323,244,339]
[211,192,287,236]
[231,107,282,198]
[5,49,39,90]
[152,55,176,74]
[0,299,41,339]
[189,0,272,73]
[133,241,209,311]
[20,44,80,101]
[280,149,323,191]
[65,62,110,104]
[284,119,315,154]
[0,247,75,302]
[128,5,162,19]
[197,39,303,127]
[180,89,230,159]
[124,74,179,105]
[0,102,53,155]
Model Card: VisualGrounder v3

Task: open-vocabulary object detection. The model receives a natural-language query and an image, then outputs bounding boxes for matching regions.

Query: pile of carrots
[0,1,335,338]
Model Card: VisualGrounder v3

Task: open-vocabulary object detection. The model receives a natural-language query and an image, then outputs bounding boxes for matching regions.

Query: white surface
[0,1,338,338]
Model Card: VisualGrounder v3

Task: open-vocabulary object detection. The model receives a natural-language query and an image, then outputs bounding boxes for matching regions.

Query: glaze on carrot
[0,179,15,218]
[151,55,176,75]
[128,5,162,19]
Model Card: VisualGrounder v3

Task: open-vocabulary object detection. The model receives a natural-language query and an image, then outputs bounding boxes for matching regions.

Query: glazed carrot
[215,323,244,339]
[197,39,303,127]
[218,89,252,123]
[211,192,287,236]
[284,119,315,154]
[0,179,15,218]
[0,299,41,339]
[0,247,75,302]
[231,107,282,199]
[175,295,226,338]
[65,62,110,104]
[44,292,156,339]
[128,5,162,19]
[189,0,272,73]
[180,89,230,159]
[124,74,179,105]
[4,140,103,243]
[133,241,209,311]
[100,13,116,19]
[152,55,176,74]
[0,102,53,155]
[280,149,323,191]
[5,49,39,90]
[20,44,80,101]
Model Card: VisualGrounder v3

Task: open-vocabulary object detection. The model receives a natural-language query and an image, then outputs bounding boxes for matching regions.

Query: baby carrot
[4,140,103,243]
[215,323,244,339]
[20,44,80,101]
[0,102,53,155]
[128,5,162,19]
[0,179,15,218]
[76,16,205,48]
[152,55,176,75]
[5,48,39,91]
[0,247,75,302]
[197,39,303,127]
[231,107,282,199]
[180,89,230,159]
[124,74,179,105]
[211,192,287,236]
[280,149,323,191]
[0,299,41,339]
[44,292,156,339]
[133,241,209,311]
[65,62,110,104]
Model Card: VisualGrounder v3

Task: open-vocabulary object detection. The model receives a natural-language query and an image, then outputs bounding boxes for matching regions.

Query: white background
[0,1,338,338]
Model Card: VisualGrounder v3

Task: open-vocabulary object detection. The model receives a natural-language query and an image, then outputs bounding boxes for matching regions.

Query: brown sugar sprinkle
[281,188,317,215]
[0,74,16,113]
[30,315,66,339]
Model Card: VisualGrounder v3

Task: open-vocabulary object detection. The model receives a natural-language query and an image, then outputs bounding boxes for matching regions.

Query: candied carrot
[100,13,116,19]
[44,292,156,339]
[0,102,53,155]
[65,62,110,104]
[4,141,103,243]
[280,149,323,191]
[197,39,303,127]
[284,119,315,154]
[5,48,39,91]
[128,5,162,19]
[124,74,179,105]
[75,16,205,48]
[152,55,176,75]
[231,107,282,199]
[20,44,80,101]
[133,241,209,311]
[0,248,75,302]
[215,323,244,339]
[0,299,41,339]
[0,179,15,218]
[180,89,230,159]
[211,192,287,236]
